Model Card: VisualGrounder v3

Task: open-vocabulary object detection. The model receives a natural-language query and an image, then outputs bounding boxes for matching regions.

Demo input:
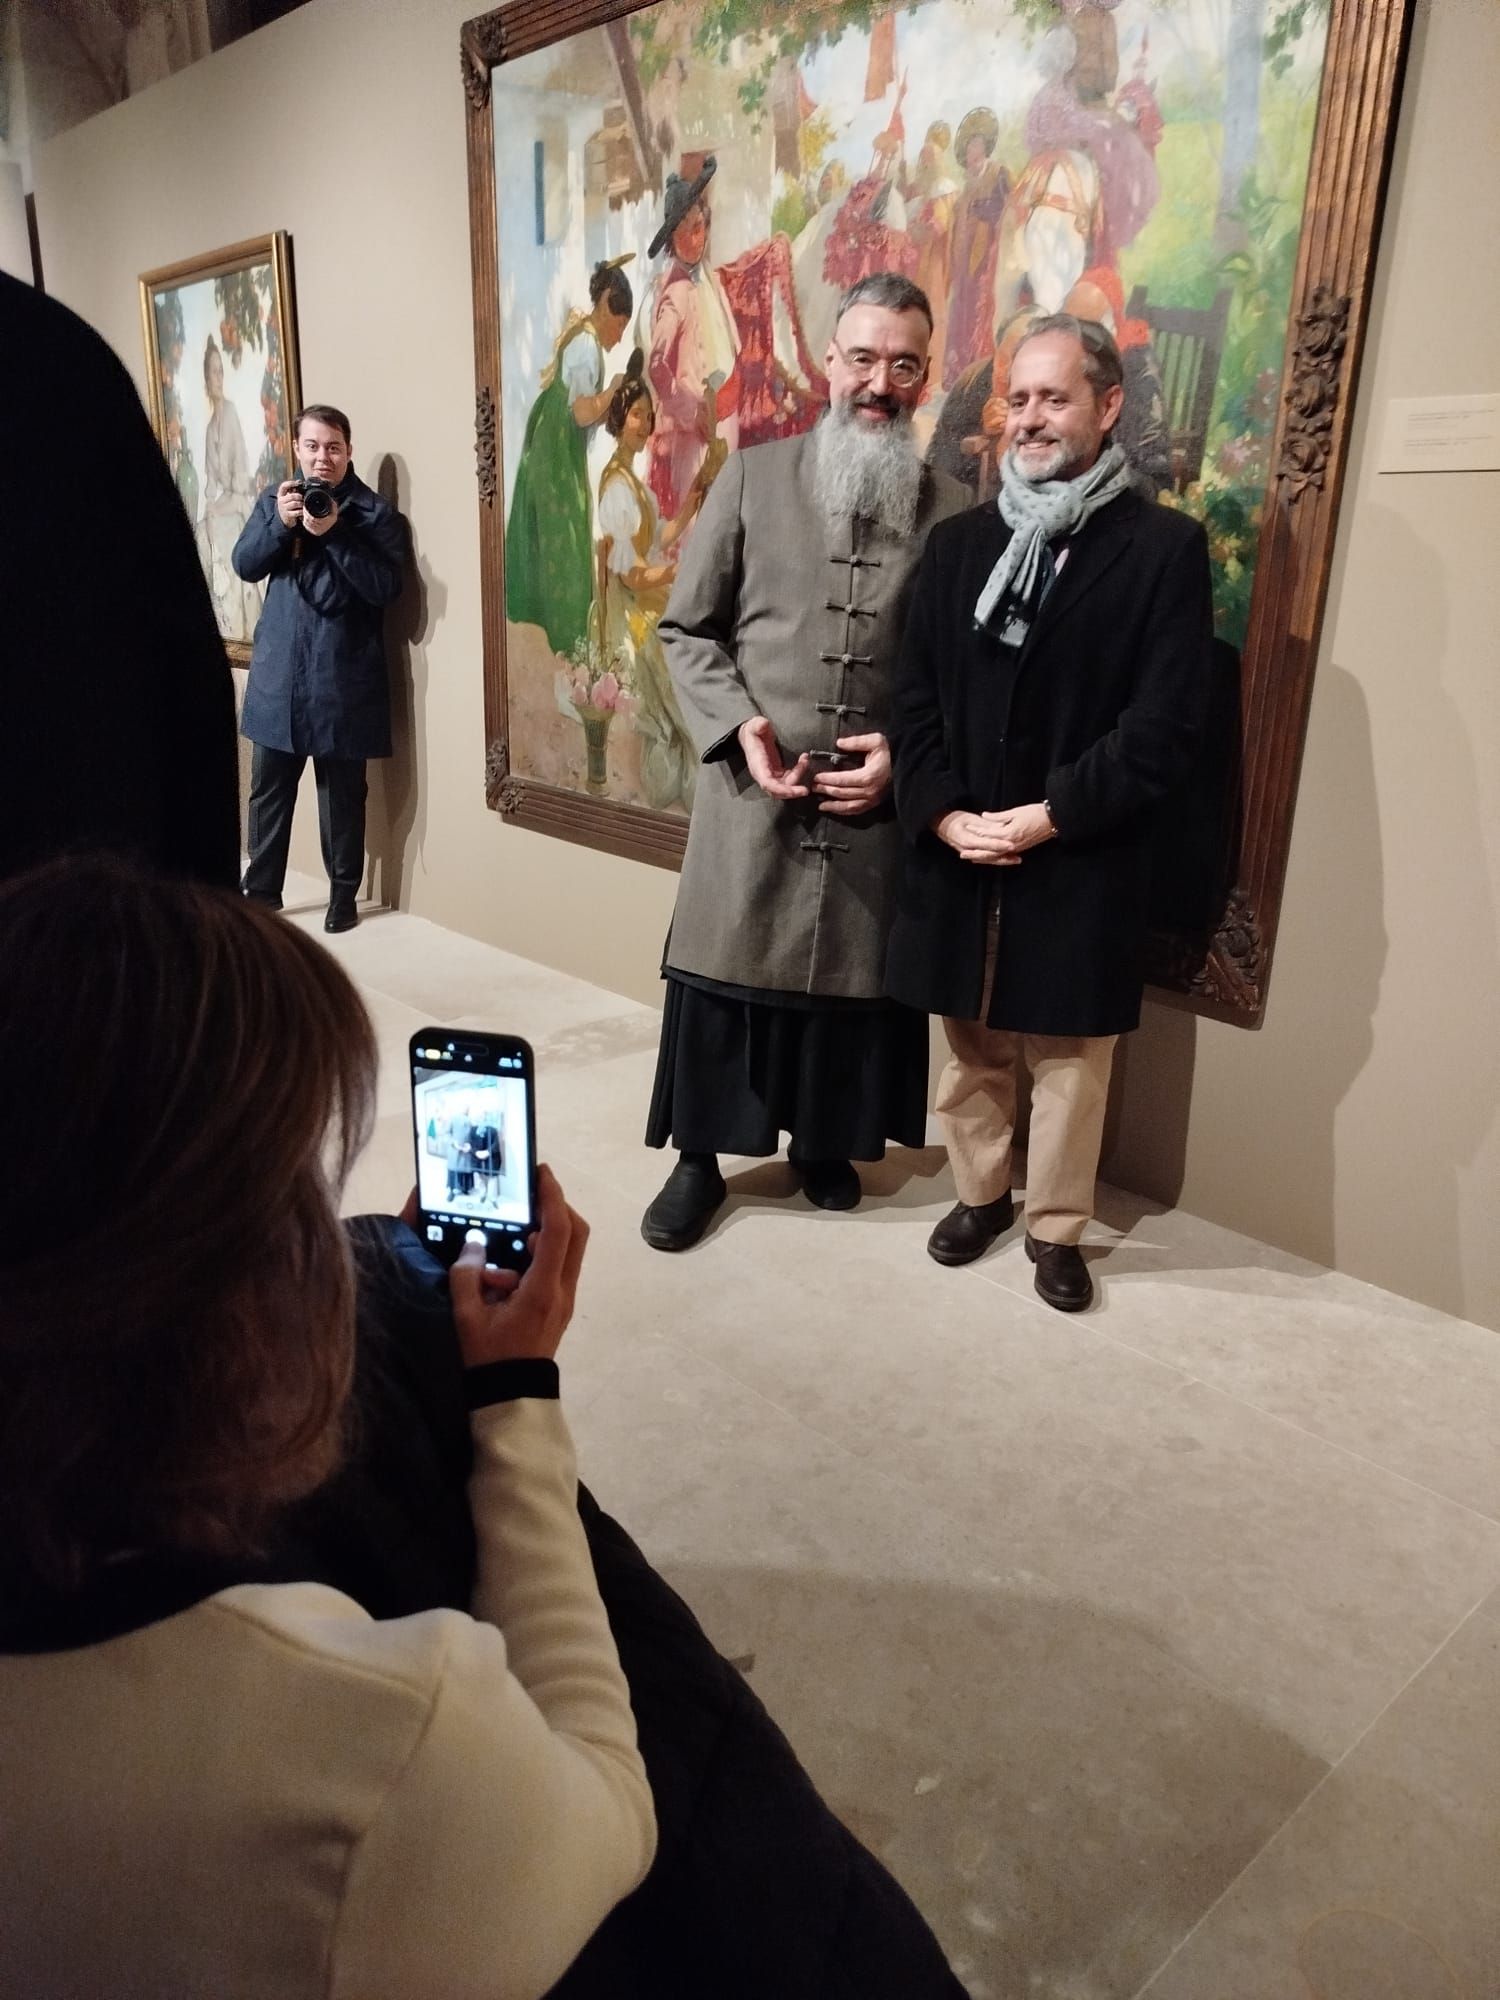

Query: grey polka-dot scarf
[974,439,1133,648]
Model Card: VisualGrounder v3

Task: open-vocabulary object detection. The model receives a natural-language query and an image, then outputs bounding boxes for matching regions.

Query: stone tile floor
[294,879,1500,2000]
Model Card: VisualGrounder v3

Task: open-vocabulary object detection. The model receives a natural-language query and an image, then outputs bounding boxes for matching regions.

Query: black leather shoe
[641,1153,727,1251]
[324,899,359,934]
[243,889,283,912]
[1025,1234,1093,1312]
[926,1194,1015,1266]
[790,1154,861,1211]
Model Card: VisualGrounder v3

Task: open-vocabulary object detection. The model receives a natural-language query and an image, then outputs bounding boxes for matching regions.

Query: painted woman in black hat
[644,156,742,525]
[504,256,634,663]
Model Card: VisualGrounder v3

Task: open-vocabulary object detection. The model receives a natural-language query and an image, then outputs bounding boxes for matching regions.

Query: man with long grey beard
[640,274,967,1252]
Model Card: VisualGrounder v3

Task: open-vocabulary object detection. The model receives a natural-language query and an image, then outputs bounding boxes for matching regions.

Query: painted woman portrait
[198,334,260,644]
[504,256,636,662]
[596,350,710,815]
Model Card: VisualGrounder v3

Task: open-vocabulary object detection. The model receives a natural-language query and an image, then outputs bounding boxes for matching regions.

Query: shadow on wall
[1107,502,1499,1319]
[1104,654,1387,1272]
[1336,504,1495,1315]
[657,1560,1325,2000]
[367,453,446,909]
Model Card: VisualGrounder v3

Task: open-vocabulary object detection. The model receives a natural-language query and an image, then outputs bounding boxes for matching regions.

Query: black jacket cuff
[465,1359,561,1411]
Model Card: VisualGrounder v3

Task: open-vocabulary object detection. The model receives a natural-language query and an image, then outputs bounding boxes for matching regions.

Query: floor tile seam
[961,1300,1500,1532]
[1125,1584,1498,2000]
[342,906,624,996]
[956,1260,1209,1390]
[1153,1373,1500,1532]
[826,1426,1499,1766]
[603,1317,902,1470]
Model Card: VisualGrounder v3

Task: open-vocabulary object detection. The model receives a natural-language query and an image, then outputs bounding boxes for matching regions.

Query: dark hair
[0,856,376,1592]
[834,272,934,335]
[588,260,634,319]
[294,403,352,445]
[606,348,652,438]
[1012,314,1125,398]
[202,334,222,384]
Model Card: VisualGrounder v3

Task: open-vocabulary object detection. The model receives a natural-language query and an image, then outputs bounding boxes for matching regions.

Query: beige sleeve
[330,1399,655,2000]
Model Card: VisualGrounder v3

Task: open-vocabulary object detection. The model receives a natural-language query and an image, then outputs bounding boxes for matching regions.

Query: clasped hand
[737,717,892,815]
[933,802,1055,865]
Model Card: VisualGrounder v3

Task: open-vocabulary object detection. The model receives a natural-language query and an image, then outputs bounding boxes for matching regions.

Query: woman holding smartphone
[0,856,655,2000]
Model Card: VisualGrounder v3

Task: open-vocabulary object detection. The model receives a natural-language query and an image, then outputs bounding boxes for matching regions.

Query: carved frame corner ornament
[1202,888,1264,1011]
[1144,888,1265,1020]
[460,15,506,109]
[1277,285,1352,502]
[475,385,497,507]
[485,738,525,814]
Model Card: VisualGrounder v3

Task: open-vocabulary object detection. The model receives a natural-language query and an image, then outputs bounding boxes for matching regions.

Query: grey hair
[834,272,934,336]
[1013,313,1124,397]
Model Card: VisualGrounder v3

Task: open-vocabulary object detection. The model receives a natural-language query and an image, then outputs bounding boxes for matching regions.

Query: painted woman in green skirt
[504,258,635,661]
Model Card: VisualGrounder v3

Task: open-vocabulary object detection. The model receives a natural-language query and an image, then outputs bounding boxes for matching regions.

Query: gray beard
[813,403,924,538]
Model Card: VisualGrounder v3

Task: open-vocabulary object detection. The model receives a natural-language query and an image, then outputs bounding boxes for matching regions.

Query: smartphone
[803,748,860,773]
[409,1028,538,1271]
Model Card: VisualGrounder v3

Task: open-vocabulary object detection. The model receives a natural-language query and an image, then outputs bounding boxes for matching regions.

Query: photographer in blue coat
[234,404,407,932]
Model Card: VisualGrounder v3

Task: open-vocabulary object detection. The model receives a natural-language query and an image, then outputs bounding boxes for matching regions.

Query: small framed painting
[139,232,302,663]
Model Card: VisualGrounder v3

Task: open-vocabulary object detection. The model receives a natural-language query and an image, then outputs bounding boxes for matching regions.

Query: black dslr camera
[296,477,336,521]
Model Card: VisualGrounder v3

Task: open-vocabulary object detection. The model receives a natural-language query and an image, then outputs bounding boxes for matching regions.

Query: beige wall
[33,0,1500,1328]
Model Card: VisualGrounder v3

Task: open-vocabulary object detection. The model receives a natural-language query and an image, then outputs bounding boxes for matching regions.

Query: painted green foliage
[632,0,973,123]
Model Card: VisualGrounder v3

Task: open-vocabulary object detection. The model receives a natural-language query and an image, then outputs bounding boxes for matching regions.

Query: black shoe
[324,898,359,934]
[641,1154,727,1251]
[1025,1233,1093,1312]
[243,888,283,912]
[926,1193,1015,1267]
[790,1154,861,1211]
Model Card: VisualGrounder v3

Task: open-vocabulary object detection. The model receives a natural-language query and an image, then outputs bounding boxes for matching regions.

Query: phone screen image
[410,1030,537,1268]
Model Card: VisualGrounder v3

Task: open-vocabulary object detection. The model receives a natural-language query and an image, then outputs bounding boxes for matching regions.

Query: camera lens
[301,481,334,521]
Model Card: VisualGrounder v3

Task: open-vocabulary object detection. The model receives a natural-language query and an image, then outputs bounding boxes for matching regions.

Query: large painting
[465,0,1411,1023]
[139,232,301,663]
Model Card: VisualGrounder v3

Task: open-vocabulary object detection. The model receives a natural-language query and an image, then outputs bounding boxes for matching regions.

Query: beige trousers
[937,913,1117,1246]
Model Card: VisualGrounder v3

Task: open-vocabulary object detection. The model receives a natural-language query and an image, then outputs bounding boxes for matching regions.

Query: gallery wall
[32,0,1500,1330]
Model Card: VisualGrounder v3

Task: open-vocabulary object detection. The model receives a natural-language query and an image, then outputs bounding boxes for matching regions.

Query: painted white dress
[597,456,696,815]
[200,401,261,643]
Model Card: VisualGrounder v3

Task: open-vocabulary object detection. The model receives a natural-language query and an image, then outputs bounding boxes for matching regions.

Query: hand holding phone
[450,1165,588,1366]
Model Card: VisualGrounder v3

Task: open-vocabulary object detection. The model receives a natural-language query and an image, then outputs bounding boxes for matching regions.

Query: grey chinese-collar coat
[658,429,967,999]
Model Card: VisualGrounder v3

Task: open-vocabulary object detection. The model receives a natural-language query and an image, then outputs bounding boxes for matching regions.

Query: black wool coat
[0,273,239,890]
[887,489,1214,1037]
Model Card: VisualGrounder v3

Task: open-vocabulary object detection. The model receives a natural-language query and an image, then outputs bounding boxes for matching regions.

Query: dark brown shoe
[926,1194,1015,1266]
[324,898,359,934]
[1025,1234,1093,1312]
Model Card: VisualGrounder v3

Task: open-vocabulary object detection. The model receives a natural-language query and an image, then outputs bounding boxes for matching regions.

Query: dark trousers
[243,743,366,903]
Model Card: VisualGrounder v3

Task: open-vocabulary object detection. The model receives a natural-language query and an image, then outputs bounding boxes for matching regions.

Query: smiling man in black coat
[889,316,1213,1311]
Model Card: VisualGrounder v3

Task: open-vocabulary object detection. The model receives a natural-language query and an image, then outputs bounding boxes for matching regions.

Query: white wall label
[1378,394,1499,474]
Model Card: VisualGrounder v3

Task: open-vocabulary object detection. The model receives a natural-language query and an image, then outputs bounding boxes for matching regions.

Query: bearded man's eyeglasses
[832,340,927,390]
